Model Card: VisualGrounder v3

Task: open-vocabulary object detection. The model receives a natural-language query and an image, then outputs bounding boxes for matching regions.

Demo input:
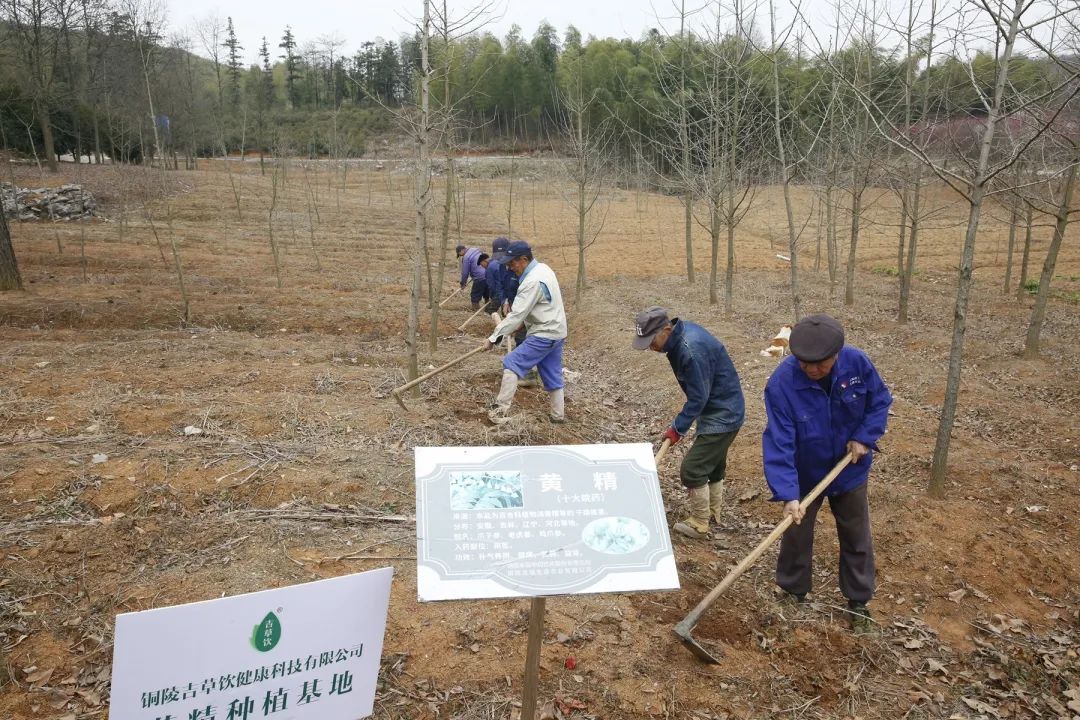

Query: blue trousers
[503,336,565,391]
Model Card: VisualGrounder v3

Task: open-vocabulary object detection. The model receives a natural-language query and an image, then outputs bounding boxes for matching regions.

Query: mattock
[673,453,853,663]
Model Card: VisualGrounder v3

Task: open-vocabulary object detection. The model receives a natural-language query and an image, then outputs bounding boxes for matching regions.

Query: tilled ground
[0,162,1077,719]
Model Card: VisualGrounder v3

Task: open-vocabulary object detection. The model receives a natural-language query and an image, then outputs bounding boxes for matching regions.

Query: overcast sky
[168,0,846,64]
[166,0,1033,66]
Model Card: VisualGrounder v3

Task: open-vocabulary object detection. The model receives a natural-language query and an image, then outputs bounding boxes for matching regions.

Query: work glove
[662,427,682,445]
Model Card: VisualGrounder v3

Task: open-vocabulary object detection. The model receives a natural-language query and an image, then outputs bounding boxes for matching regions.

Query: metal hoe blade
[673,619,722,664]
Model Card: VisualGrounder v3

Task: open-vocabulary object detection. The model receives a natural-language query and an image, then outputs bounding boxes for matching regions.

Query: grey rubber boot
[488,370,518,424]
[673,485,711,539]
[548,388,565,423]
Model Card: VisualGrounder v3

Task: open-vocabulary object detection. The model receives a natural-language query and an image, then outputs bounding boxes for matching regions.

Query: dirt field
[1,159,1078,720]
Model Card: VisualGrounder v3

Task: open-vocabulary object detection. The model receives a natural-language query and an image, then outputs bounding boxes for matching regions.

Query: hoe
[673,453,853,663]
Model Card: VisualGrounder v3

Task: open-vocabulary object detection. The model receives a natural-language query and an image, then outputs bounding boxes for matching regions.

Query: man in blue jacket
[633,307,745,540]
[762,314,892,634]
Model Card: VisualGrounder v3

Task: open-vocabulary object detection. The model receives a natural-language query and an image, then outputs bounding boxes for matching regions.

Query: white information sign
[415,443,679,601]
[108,567,393,720]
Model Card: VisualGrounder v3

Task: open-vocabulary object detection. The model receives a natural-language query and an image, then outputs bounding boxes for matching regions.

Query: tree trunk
[1023,162,1076,359]
[898,162,923,324]
[36,102,58,173]
[1003,205,1018,293]
[826,183,837,290]
[407,0,432,393]
[709,199,720,306]
[430,158,454,352]
[844,184,862,306]
[575,109,587,303]
[1017,205,1033,298]
[0,207,23,291]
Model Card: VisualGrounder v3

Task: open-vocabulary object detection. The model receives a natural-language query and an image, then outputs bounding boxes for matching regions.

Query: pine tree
[279,26,301,109]
[223,17,244,109]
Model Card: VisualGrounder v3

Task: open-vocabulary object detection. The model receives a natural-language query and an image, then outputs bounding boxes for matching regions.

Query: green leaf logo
[251,611,282,652]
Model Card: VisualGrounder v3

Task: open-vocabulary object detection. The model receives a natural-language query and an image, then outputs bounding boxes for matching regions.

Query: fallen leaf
[925,658,947,675]
[556,696,588,713]
[183,426,203,436]
[961,697,999,717]
[34,361,50,369]
[76,689,101,707]
[47,690,70,710]
[904,638,924,650]
[91,453,108,464]
[25,668,54,684]
[468,643,479,653]
[738,488,762,502]
[948,589,967,603]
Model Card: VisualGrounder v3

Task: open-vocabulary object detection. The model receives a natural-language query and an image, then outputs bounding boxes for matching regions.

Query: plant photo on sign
[581,517,651,555]
[449,472,524,511]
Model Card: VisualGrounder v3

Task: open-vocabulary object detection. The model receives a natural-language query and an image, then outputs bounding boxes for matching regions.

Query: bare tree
[553,53,615,304]
[4,0,80,172]
[1023,158,1077,357]
[406,0,434,391]
[427,0,497,351]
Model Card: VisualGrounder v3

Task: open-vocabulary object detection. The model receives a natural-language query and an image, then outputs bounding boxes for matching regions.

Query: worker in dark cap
[761,313,892,634]
[486,241,567,423]
[633,306,744,540]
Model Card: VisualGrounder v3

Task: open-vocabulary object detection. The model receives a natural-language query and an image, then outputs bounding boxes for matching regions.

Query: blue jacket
[499,259,520,305]
[762,345,892,502]
[486,255,507,304]
[460,248,485,286]
[662,319,745,436]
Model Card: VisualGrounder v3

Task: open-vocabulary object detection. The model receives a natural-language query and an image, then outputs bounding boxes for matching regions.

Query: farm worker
[485,238,510,314]
[761,314,892,634]
[471,253,492,310]
[485,241,567,424]
[458,245,487,309]
[632,307,745,540]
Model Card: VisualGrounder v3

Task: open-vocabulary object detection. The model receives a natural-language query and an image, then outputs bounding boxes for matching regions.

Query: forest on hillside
[0,0,1072,169]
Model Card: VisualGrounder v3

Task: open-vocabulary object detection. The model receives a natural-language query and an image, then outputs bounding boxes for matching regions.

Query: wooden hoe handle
[391,344,488,404]
[654,438,672,465]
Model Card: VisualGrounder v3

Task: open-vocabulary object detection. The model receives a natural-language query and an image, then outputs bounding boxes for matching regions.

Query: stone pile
[1,183,98,221]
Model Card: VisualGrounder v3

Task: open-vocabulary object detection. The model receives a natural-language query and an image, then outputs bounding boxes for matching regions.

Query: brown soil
[0,160,1077,719]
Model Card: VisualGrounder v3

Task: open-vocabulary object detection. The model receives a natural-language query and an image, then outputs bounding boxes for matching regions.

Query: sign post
[521,596,546,719]
[415,443,678,718]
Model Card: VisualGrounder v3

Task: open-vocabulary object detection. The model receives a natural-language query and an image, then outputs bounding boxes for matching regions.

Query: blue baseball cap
[492,237,509,253]
[506,241,532,259]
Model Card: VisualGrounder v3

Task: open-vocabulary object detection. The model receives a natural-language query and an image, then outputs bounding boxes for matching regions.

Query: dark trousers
[776,482,875,603]
[470,278,489,306]
[679,429,739,489]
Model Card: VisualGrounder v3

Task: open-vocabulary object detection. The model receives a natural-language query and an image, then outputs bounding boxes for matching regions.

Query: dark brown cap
[789,314,845,362]
[633,306,670,350]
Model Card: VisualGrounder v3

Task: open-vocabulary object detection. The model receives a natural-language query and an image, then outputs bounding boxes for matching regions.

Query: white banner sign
[415,443,679,601]
[109,567,393,720]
